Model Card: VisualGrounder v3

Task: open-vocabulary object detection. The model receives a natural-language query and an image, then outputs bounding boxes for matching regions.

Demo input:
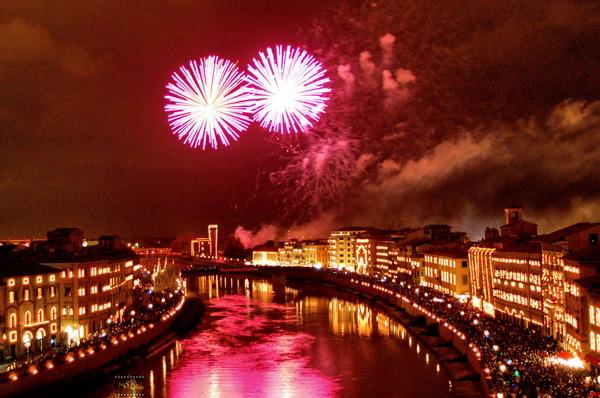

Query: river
[85,275,453,398]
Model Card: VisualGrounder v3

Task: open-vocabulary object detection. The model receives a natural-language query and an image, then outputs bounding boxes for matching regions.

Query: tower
[208,224,218,257]
[504,206,523,225]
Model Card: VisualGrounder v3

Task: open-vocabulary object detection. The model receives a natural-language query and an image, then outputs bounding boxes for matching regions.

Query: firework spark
[165,56,254,149]
[246,45,331,134]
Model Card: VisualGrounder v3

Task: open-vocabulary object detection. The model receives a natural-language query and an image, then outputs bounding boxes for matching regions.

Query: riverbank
[1,295,204,398]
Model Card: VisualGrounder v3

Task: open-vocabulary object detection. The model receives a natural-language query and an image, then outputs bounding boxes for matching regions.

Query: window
[64,287,72,298]
[591,306,596,326]
[37,309,44,322]
[25,311,31,324]
[462,275,469,285]
[592,331,597,352]
[23,289,30,301]
[50,286,56,297]
[37,287,43,299]
[51,306,57,320]
[9,313,17,328]
[591,233,599,246]
[461,261,468,268]
[8,290,15,303]
[78,287,86,296]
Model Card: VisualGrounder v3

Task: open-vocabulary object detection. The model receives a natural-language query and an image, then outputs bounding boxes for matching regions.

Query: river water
[87,275,453,398]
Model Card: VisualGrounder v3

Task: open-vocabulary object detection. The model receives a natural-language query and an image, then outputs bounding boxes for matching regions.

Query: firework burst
[246,45,331,134]
[164,56,254,149]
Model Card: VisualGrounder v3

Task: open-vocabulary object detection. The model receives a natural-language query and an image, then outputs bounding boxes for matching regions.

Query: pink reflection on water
[168,295,340,398]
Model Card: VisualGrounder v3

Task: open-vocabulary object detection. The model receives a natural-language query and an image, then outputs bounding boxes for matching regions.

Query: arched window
[51,306,57,321]
[37,309,44,322]
[9,313,17,328]
[25,311,31,325]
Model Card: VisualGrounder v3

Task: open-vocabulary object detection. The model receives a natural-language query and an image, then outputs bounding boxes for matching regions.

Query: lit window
[591,331,597,352]
[591,306,596,326]
[51,306,57,320]
[23,289,30,301]
[50,286,56,297]
[36,276,42,284]
[8,290,15,303]
[8,279,15,286]
[49,274,56,282]
[51,323,57,333]
[25,311,31,324]
[37,309,44,322]
[9,313,17,328]
[37,287,43,299]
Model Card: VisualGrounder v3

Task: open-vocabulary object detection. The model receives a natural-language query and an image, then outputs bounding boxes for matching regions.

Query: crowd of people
[327,269,600,397]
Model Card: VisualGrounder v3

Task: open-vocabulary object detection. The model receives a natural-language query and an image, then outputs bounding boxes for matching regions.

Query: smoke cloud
[348,100,600,237]
[379,33,396,65]
[234,225,279,249]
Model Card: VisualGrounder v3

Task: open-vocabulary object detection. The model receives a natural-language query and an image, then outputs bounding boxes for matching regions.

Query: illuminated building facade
[469,209,600,358]
[277,240,329,267]
[0,230,139,361]
[190,224,219,257]
[491,245,544,328]
[41,256,136,345]
[252,247,278,266]
[302,240,329,267]
[469,246,496,316]
[422,250,469,297]
[328,227,370,271]
[0,261,60,361]
[355,238,375,275]
[586,286,600,367]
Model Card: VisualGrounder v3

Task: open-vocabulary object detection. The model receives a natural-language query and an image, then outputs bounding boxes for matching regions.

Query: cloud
[347,100,600,237]
[234,224,279,249]
[379,33,396,65]
[0,18,56,64]
[358,51,376,76]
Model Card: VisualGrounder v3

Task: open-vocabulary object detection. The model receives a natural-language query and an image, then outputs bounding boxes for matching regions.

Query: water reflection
[93,276,451,398]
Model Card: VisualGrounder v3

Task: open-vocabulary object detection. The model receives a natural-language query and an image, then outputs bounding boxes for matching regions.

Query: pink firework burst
[164,56,254,149]
[246,45,331,134]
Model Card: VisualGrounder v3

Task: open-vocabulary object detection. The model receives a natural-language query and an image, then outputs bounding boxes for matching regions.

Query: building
[276,240,329,267]
[469,207,600,362]
[422,249,469,297]
[252,246,279,266]
[36,233,137,345]
[302,240,329,267]
[0,258,60,361]
[190,224,219,257]
[329,227,372,271]
[491,243,544,328]
[0,229,140,362]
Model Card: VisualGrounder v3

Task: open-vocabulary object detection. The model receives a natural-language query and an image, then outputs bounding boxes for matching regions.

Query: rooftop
[0,255,58,278]
[539,222,600,243]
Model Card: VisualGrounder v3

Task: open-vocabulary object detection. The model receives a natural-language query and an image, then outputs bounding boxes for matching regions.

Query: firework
[246,45,331,134]
[164,56,254,149]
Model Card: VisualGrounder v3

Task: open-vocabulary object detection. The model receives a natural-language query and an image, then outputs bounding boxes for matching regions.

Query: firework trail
[165,56,254,150]
[246,45,331,134]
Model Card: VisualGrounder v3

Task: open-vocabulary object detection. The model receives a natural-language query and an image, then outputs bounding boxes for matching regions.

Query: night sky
[1,1,599,240]
[0,1,326,238]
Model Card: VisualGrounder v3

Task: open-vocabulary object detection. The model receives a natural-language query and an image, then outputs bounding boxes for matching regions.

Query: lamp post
[23,335,31,363]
